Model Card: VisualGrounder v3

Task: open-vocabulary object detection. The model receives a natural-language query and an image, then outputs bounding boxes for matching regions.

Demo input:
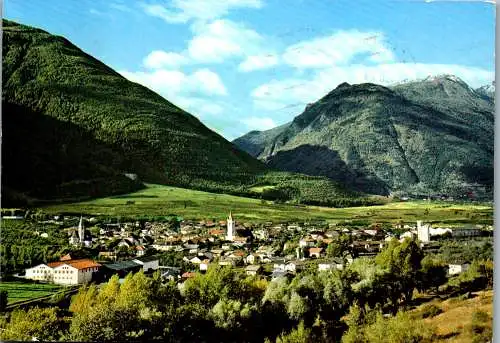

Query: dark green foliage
[235,78,493,198]
[0,219,71,277]
[0,291,8,312]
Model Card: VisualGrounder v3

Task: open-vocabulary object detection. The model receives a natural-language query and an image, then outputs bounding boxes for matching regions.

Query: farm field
[0,281,65,304]
[41,184,493,225]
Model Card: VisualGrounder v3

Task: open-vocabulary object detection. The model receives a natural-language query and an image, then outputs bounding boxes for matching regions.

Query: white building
[132,256,159,272]
[226,212,234,241]
[417,220,431,243]
[448,263,470,275]
[25,259,101,285]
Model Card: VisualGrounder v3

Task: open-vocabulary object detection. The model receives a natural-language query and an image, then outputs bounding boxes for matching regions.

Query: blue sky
[5,0,495,140]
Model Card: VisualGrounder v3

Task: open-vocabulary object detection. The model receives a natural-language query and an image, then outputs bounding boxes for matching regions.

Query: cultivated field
[41,184,493,225]
[0,281,64,304]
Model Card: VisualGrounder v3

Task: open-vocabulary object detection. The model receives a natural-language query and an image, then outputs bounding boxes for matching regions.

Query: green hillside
[2,20,356,207]
[234,78,494,198]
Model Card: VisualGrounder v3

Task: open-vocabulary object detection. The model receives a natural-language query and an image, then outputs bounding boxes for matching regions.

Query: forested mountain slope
[234,77,494,197]
[2,20,360,207]
[2,19,266,204]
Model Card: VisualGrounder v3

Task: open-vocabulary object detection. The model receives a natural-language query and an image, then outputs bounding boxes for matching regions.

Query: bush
[420,304,442,318]
[468,310,492,343]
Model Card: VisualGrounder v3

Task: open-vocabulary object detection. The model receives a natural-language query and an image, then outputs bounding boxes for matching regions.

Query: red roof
[182,272,197,278]
[48,259,101,270]
[60,253,73,261]
[209,229,225,235]
[309,247,323,254]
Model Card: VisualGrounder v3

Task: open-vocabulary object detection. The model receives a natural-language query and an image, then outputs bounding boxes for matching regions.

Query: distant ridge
[234,76,494,197]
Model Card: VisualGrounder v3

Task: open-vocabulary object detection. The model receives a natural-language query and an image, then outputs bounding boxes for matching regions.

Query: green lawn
[39,184,493,225]
[0,281,65,304]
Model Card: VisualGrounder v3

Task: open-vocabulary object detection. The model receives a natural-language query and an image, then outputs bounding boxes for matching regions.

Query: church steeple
[226,211,234,241]
[78,216,84,242]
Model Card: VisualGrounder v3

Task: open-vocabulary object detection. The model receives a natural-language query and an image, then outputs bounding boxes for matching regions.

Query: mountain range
[234,75,494,197]
[2,20,357,206]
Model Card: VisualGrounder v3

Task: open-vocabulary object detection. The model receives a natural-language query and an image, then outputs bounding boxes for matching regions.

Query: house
[245,265,262,276]
[271,270,292,280]
[450,227,482,238]
[182,272,197,279]
[299,238,315,248]
[218,257,236,267]
[25,259,101,285]
[102,260,142,279]
[448,263,470,275]
[132,255,159,272]
[199,259,210,271]
[309,247,324,258]
[245,253,260,265]
[135,245,146,256]
[160,267,181,281]
[98,251,117,261]
[318,259,344,272]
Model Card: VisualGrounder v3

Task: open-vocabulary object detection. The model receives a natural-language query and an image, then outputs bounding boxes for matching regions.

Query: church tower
[226,211,234,241]
[78,216,85,243]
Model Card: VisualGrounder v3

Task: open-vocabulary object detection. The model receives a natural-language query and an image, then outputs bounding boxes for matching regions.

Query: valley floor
[40,184,493,224]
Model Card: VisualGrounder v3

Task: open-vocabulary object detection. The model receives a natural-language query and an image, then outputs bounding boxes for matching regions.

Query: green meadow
[0,281,65,305]
[40,184,493,225]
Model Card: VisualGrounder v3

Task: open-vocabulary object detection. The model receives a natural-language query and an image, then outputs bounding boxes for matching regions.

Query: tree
[417,256,448,293]
[375,238,423,309]
[0,290,8,312]
[0,307,61,341]
[274,321,312,343]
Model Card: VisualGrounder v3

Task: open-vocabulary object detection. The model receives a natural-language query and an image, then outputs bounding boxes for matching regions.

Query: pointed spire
[228,211,233,220]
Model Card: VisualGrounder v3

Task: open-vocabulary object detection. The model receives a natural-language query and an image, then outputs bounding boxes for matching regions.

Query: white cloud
[142,0,263,24]
[282,30,395,69]
[238,54,279,72]
[143,50,188,69]
[119,67,227,97]
[187,19,264,63]
[191,68,228,95]
[241,116,277,130]
[251,63,494,109]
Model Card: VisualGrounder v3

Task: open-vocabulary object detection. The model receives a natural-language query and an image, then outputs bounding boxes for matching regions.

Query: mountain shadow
[2,101,144,206]
[265,145,390,195]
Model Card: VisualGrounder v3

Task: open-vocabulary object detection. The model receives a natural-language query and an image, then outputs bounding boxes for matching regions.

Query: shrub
[420,304,442,318]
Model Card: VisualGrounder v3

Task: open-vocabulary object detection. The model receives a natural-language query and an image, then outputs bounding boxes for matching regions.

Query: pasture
[40,184,493,225]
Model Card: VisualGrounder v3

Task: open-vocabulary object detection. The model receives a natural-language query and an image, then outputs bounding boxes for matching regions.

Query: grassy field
[0,281,65,304]
[412,290,493,342]
[39,184,493,225]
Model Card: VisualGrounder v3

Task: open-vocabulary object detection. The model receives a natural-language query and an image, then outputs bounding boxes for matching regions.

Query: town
[12,210,492,286]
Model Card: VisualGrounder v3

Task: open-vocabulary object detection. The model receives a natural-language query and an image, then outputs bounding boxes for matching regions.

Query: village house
[448,263,470,275]
[132,255,159,272]
[245,265,262,276]
[309,247,324,258]
[299,238,315,248]
[318,259,345,272]
[199,259,210,271]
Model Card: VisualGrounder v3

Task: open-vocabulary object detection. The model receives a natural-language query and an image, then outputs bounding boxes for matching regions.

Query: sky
[4,0,496,140]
